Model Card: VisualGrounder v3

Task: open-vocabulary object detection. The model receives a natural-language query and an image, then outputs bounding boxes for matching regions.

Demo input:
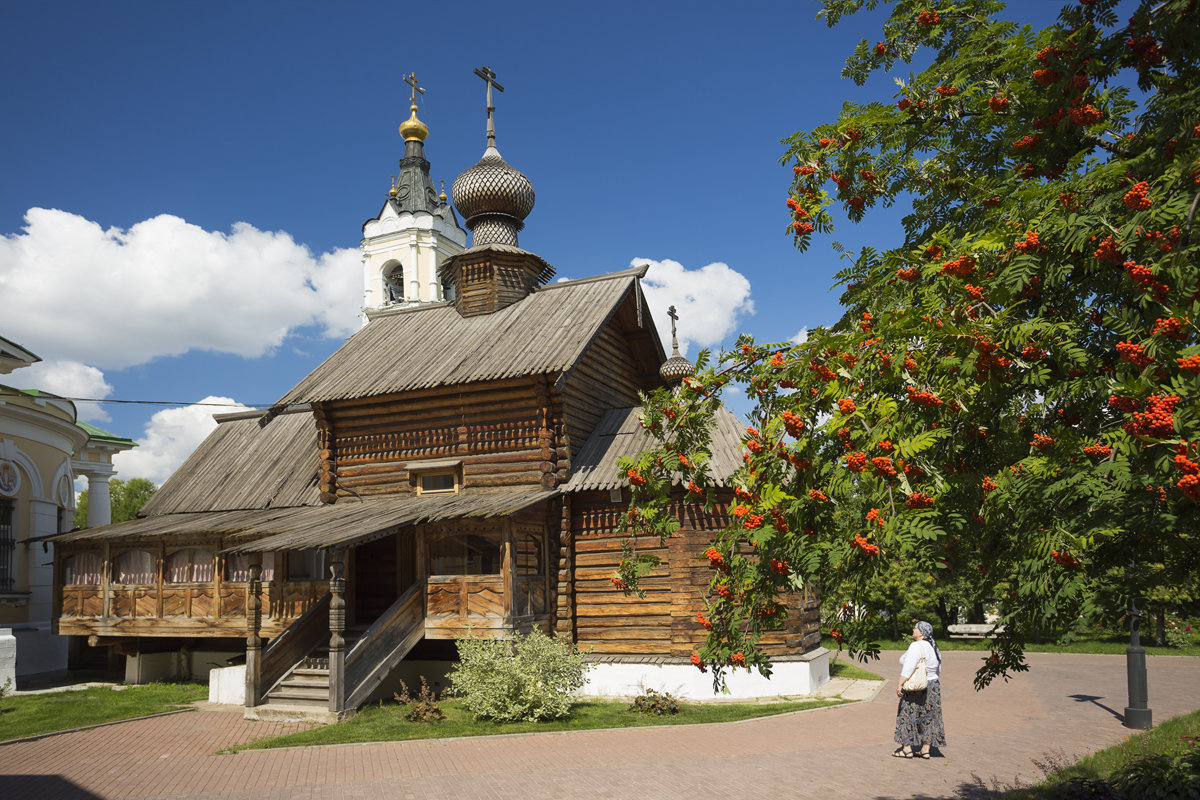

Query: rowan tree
[618,0,1200,688]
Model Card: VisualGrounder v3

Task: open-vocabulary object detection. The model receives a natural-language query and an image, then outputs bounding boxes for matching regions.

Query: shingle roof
[56,489,557,553]
[564,405,747,491]
[277,266,650,405]
[138,407,320,516]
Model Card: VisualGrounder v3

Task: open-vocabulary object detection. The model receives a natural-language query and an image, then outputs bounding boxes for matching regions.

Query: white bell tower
[360,74,467,322]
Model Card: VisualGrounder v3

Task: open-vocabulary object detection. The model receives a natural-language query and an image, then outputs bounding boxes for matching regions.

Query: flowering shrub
[449,629,590,723]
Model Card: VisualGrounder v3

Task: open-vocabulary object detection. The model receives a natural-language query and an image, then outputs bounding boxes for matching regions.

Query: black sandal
[893,748,913,758]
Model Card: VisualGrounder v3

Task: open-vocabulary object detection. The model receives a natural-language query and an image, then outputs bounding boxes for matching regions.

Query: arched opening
[383,261,404,304]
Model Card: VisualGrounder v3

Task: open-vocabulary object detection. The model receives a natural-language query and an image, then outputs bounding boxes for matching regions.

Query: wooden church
[51,72,825,719]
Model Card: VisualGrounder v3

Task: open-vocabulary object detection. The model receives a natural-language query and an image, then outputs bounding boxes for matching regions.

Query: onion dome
[659,305,695,384]
[452,66,535,248]
[452,146,535,247]
[398,101,429,143]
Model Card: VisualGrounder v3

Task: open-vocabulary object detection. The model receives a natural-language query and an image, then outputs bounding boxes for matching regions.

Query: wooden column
[328,551,346,715]
[555,496,574,640]
[244,557,262,708]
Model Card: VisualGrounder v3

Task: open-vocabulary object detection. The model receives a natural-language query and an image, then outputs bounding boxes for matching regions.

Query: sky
[0,0,1063,486]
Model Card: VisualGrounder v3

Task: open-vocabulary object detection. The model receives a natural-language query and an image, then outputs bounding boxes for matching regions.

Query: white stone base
[0,628,15,690]
[209,665,246,704]
[580,648,830,700]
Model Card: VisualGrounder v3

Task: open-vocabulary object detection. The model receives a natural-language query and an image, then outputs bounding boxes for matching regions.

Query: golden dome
[398,103,429,142]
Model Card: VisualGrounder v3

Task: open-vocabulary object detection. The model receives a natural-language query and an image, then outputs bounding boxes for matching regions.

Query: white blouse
[899,640,940,681]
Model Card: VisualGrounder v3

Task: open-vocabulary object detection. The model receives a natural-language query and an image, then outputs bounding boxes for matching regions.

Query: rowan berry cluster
[627,468,647,486]
[940,255,976,278]
[769,558,789,576]
[1124,394,1179,438]
[917,9,939,25]
[906,492,934,509]
[690,653,706,672]
[838,398,857,415]
[1030,434,1056,448]
[1093,235,1122,262]
[781,410,805,437]
[872,456,897,476]
[1116,341,1152,368]
[852,533,881,553]
[965,283,985,300]
[1051,549,1082,568]
[1013,135,1042,151]
[846,451,867,472]
[1124,181,1152,210]
[611,576,628,590]
[1069,103,1102,126]
[705,547,727,572]
[1013,230,1042,251]
[1108,396,1141,413]
[808,489,828,502]
[1082,444,1112,458]
[982,476,998,492]
[809,361,837,382]
[1021,344,1047,361]
[730,652,746,667]
[1151,317,1185,339]
[936,85,958,97]
[1124,261,1169,299]
[906,386,944,406]
[988,94,1010,112]
[878,439,894,452]
[1033,68,1060,86]
[743,514,763,530]
[696,611,713,630]
[897,267,919,281]
[1179,355,1200,374]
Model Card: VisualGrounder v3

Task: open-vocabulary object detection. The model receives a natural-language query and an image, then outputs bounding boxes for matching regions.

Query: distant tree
[74,478,157,528]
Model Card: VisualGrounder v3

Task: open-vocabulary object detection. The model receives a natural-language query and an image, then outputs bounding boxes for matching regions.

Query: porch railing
[258,591,331,700]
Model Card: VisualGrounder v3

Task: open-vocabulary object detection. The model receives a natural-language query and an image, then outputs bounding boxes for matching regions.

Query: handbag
[902,656,928,692]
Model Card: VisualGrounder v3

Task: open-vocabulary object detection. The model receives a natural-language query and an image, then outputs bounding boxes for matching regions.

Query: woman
[893,620,946,759]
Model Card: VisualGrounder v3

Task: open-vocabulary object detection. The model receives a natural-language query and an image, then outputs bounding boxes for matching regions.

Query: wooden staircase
[246,584,425,722]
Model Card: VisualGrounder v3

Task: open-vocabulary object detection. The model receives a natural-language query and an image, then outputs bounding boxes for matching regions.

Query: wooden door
[354,535,397,623]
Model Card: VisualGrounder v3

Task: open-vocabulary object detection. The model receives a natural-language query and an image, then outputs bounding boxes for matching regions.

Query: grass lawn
[828,659,883,681]
[0,683,207,742]
[230,695,851,751]
[1005,708,1200,798]
[822,635,1200,658]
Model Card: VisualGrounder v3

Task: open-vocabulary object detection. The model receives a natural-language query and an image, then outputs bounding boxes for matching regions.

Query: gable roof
[277,266,661,405]
[565,405,747,491]
[139,407,320,516]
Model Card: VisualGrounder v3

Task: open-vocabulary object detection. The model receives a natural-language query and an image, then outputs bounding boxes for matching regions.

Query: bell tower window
[383,262,405,304]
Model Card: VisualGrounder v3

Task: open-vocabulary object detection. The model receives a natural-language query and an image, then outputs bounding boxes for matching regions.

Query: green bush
[449,629,590,723]
[628,688,679,716]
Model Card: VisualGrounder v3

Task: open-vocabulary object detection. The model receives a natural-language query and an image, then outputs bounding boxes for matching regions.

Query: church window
[383,263,405,303]
[113,550,155,584]
[429,530,502,575]
[166,548,214,583]
[224,552,275,582]
[63,552,102,586]
[285,549,326,581]
[0,499,14,592]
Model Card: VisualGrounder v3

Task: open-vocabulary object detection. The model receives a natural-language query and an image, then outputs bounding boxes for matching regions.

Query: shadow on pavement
[0,775,105,799]
[1068,693,1125,723]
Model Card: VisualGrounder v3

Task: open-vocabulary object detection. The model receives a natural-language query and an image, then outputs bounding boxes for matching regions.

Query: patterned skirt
[894,679,946,748]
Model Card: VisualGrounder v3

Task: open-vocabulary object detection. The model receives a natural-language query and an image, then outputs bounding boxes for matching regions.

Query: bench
[947,623,1005,639]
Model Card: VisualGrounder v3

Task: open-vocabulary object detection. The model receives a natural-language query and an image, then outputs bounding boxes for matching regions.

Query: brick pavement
[1,651,1197,800]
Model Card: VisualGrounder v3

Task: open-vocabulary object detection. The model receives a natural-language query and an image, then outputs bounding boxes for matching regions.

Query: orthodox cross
[668,305,682,356]
[473,66,504,147]
[404,72,424,105]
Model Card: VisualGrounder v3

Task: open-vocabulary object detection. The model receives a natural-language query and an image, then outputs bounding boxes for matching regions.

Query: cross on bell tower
[473,66,504,148]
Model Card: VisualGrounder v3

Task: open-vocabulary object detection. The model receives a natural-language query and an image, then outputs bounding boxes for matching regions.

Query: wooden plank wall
[570,492,821,658]
[560,325,643,462]
[323,377,566,496]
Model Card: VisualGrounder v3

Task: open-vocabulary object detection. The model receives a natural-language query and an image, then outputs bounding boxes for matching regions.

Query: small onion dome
[398,102,429,142]
[452,145,535,226]
[660,352,695,383]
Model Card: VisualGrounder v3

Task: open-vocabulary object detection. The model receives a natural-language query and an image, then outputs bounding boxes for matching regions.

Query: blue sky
[1,0,1061,483]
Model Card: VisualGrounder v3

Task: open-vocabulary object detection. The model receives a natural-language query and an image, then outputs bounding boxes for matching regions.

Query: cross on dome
[473,66,505,148]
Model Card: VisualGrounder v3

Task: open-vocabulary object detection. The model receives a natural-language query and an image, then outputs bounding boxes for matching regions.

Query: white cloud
[791,328,809,345]
[113,396,250,485]
[0,208,361,370]
[634,258,755,357]
[2,359,114,422]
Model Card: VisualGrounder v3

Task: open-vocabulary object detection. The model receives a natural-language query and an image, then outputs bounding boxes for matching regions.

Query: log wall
[570,491,821,658]
[321,377,566,496]
[560,325,644,461]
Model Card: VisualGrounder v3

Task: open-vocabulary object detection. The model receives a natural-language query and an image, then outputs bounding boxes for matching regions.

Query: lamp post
[1124,594,1152,729]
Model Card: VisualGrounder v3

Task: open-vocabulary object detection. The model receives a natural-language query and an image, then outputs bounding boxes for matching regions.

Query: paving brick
[0,651,1196,799]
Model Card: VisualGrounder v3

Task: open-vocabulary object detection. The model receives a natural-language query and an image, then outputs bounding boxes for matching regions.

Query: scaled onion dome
[451,144,535,248]
[659,305,695,385]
